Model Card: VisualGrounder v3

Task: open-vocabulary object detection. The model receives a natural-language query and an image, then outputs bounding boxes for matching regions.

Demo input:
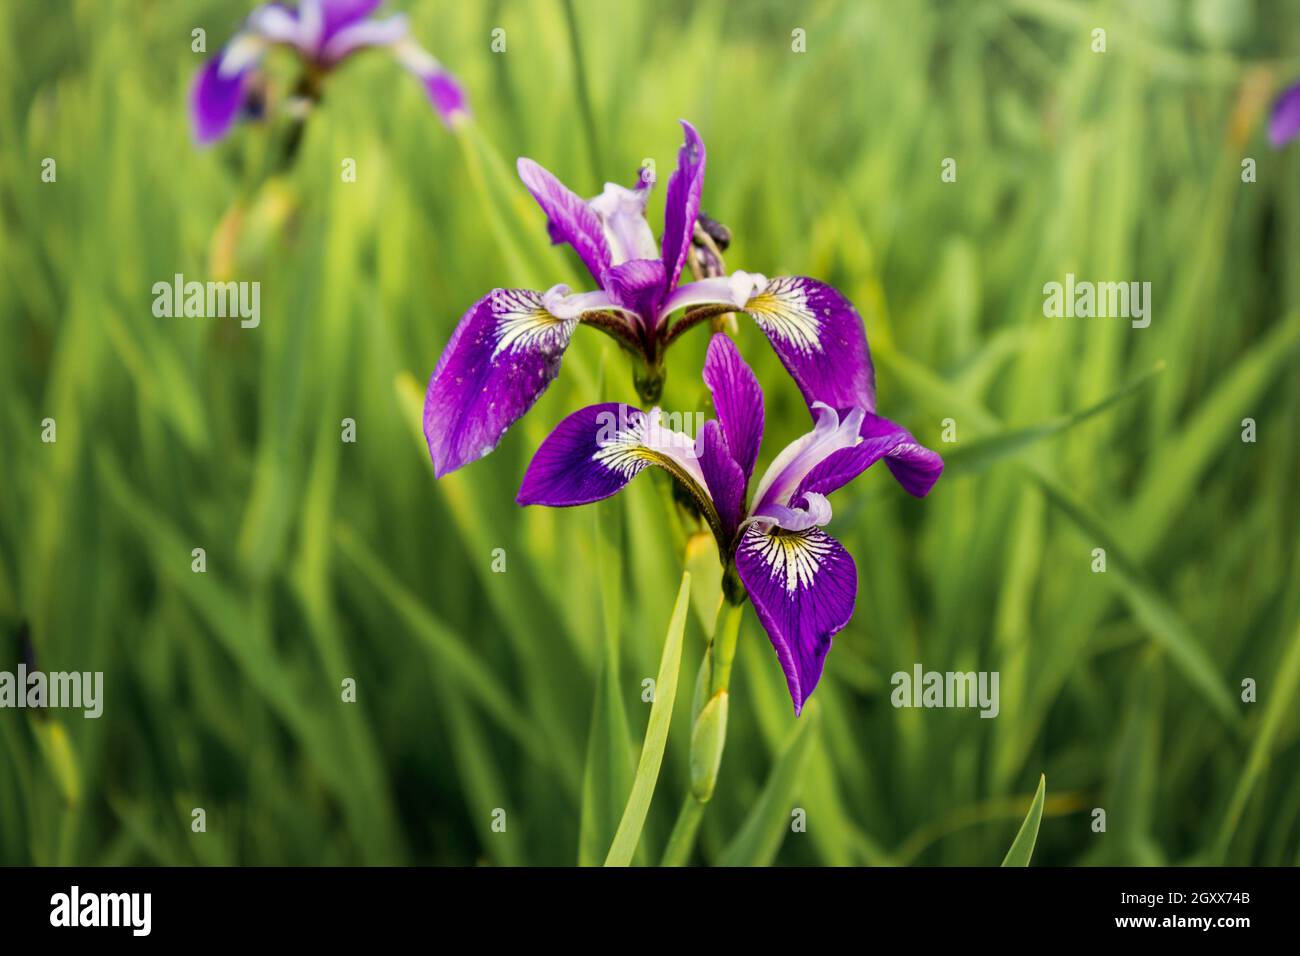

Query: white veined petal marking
[745,526,833,594]
[592,412,653,480]
[491,291,575,359]
[745,277,820,354]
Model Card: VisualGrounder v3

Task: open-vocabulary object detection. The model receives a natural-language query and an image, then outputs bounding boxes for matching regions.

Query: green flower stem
[661,596,745,866]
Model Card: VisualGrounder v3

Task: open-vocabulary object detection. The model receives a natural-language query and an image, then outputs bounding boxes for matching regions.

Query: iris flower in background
[517,334,938,714]
[1271,79,1300,147]
[191,0,467,145]
[423,120,941,500]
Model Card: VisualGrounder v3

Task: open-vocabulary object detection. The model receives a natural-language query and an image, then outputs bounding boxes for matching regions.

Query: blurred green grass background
[2,0,1299,866]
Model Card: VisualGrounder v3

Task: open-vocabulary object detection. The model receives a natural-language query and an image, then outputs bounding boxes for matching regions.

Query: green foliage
[1,0,1298,866]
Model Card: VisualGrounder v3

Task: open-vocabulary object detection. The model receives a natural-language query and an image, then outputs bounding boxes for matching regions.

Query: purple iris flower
[1271,79,1300,147]
[190,0,468,145]
[423,120,942,500]
[516,334,930,714]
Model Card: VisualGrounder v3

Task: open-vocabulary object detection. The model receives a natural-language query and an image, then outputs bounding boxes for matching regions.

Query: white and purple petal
[590,178,659,265]
[742,277,877,415]
[517,158,612,283]
[735,524,856,715]
[424,288,581,477]
[315,0,383,47]
[321,13,409,62]
[661,120,706,292]
[658,271,765,319]
[702,333,765,484]
[751,403,865,515]
[517,405,710,508]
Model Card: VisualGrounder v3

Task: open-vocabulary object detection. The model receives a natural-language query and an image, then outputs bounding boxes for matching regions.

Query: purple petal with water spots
[517,158,612,283]
[744,277,877,414]
[424,289,578,477]
[735,524,857,715]
[190,51,253,145]
[702,333,764,483]
[661,120,706,292]
[698,420,746,540]
[1270,81,1300,148]
[859,412,944,498]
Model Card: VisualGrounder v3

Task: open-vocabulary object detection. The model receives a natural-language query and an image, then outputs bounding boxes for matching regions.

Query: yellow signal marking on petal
[745,277,820,353]
[491,291,574,358]
[746,527,833,594]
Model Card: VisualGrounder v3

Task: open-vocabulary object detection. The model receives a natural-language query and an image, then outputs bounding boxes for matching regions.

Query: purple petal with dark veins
[518,404,710,508]
[859,412,944,498]
[1270,80,1300,148]
[661,120,706,292]
[601,258,666,330]
[517,403,647,506]
[698,420,746,540]
[424,289,578,477]
[190,51,253,145]
[743,277,877,414]
[517,158,612,283]
[735,524,857,715]
[702,333,764,484]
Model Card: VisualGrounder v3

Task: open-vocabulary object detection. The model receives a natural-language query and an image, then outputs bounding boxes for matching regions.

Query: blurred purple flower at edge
[1270,79,1300,147]
[190,0,468,145]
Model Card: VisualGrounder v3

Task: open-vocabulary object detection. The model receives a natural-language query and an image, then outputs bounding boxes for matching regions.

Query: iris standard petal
[247,5,306,47]
[518,404,715,518]
[859,412,945,498]
[600,258,667,328]
[698,420,747,541]
[702,333,764,484]
[320,13,409,62]
[517,158,613,283]
[190,44,260,145]
[317,0,383,45]
[424,289,581,477]
[742,276,877,415]
[735,523,857,715]
[590,178,659,265]
[661,120,707,292]
[1270,80,1300,148]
